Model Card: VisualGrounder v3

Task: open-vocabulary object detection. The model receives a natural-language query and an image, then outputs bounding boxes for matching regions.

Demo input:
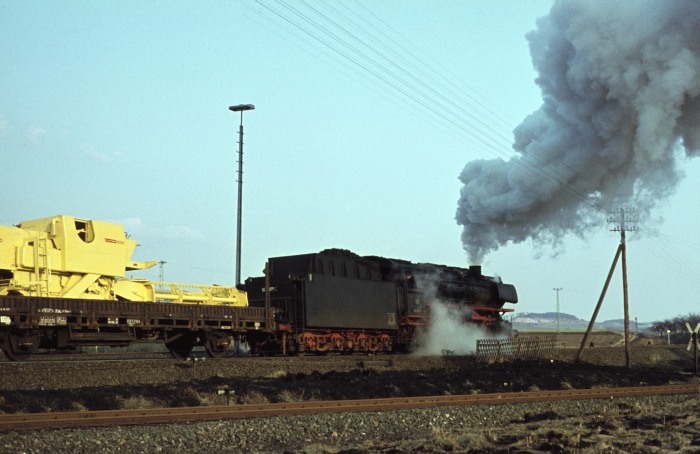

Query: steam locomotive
[243,250,517,354]
[0,215,517,360]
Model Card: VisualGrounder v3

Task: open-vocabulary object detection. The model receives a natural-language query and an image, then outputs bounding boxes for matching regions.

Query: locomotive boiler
[244,249,517,354]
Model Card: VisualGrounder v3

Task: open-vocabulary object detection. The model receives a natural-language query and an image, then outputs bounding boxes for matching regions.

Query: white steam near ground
[456,0,700,263]
[409,273,509,356]
[410,301,502,356]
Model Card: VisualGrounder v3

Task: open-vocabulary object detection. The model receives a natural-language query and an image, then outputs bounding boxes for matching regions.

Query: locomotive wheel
[166,336,194,359]
[204,334,231,358]
[3,333,40,362]
[167,342,193,359]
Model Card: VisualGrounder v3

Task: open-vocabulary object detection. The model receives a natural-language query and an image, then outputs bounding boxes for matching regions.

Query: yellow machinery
[0,215,247,306]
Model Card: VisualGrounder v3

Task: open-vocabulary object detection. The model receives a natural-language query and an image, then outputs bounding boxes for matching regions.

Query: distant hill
[516,312,581,321]
[512,312,655,332]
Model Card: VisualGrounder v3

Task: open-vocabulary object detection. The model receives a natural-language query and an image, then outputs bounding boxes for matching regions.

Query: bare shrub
[629,401,645,414]
[240,389,269,404]
[264,370,287,379]
[69,401,88,412]
[175,386,202,406]
[277,389,305,402]
[199,390,231,407]
[430,426,462,450]
[118,396,159,410]
[555,429,581,450]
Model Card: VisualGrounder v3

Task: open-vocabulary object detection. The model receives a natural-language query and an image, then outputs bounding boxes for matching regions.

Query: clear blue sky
[2,1,699,323]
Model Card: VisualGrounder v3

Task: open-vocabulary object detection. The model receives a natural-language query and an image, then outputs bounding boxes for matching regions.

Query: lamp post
[229,103,255,286]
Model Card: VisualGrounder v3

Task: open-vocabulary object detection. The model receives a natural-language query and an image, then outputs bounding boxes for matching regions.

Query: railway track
[15,353,174,364]
[1,384,697,433]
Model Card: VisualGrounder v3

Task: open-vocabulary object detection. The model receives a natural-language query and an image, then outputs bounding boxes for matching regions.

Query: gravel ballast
[2,395,699,453]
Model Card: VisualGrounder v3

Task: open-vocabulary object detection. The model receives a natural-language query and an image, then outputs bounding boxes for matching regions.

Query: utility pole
[553,287,563,337]
[576,208,637,367]
[610,208,637,368]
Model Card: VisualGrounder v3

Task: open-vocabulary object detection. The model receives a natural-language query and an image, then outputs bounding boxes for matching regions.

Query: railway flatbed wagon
[0,296,274,361]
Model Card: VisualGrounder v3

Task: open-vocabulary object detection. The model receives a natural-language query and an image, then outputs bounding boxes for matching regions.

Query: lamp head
[229,104,255,112]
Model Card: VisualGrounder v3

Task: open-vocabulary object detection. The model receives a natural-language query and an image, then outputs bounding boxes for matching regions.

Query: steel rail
[1,384,697,433]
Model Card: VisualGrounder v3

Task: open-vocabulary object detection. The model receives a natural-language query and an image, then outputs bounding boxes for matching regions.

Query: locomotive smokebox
[469,265,482,276]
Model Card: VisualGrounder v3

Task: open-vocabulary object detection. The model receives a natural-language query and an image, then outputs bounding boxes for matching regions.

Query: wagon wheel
[204,334,231,358]
[166,336,194,359]
[2,333,39,362]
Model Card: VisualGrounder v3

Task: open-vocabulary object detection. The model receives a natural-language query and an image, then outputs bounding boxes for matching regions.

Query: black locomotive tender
[1,241,517,360]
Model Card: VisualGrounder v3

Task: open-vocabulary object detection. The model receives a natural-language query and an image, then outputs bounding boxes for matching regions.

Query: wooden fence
[476,335,555,364]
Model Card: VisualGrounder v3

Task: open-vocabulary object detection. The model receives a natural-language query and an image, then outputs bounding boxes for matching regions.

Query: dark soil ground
[0,333,697,413]
[0,333,699,452]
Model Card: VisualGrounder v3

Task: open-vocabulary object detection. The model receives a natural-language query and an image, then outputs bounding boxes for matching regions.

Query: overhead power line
[244,0,610,214]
